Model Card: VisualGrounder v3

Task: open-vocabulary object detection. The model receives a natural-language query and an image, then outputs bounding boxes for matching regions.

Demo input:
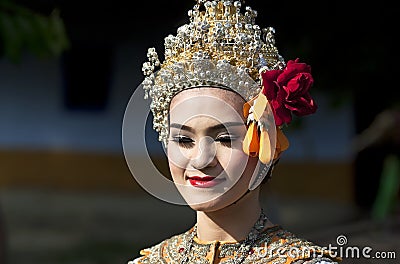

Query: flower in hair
[242,93,290,164]
[242,59,317,163]
[261,58,317,126]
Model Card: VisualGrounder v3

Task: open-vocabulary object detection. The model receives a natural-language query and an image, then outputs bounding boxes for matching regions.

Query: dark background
[13,0,399,116]
[12,0,398,103]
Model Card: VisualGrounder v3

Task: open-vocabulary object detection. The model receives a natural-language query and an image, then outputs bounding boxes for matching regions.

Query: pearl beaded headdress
[141,0,286,145]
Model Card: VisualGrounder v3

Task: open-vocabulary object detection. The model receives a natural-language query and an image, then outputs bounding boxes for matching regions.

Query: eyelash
[171,136,194,149]
[170,135,236,148]
[216,135,234,146]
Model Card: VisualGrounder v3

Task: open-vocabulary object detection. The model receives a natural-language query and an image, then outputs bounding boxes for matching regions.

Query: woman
[124,0,341,263]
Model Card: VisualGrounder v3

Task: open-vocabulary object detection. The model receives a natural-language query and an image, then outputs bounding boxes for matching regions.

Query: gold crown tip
[142,0,286,143]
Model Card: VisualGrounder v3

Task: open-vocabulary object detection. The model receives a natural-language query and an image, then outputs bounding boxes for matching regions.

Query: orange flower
[243,122,259,157]
[243,92,290,163]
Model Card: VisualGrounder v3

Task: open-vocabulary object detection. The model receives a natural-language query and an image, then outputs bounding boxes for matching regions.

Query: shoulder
[126,227,193,264]
[247,226,341,263]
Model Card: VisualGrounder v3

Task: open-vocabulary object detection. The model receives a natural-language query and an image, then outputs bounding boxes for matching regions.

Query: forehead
[169,87,245,124]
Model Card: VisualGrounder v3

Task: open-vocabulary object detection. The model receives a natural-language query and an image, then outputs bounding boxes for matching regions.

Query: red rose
[261,58,317,126]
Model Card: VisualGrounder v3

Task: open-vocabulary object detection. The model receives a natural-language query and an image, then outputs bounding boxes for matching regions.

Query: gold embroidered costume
[130,225,341,264]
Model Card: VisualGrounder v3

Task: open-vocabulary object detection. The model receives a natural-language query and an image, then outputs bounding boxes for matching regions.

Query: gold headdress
[142,0,317,166]
[142,0,286,145]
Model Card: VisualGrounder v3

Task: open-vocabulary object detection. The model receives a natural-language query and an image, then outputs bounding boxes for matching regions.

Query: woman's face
[167,87,259,212]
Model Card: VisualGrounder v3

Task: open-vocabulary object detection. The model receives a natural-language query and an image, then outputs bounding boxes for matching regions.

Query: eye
[215,134,236,147]
[170,135,195,149]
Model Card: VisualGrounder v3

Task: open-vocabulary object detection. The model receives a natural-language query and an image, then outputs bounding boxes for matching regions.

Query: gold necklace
[180,209,269,264]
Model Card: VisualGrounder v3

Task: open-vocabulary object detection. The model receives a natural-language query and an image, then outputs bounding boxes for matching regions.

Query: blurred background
[0,0,399,263]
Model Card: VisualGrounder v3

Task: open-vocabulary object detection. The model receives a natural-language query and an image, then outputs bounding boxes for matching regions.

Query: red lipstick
[188,176,223,188]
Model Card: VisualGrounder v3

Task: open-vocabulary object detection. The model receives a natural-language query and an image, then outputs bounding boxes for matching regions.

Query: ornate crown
[142,0,286,144]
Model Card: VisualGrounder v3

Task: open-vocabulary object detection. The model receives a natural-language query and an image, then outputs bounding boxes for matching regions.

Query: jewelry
[141,0,286,145]
[180,208,269,264]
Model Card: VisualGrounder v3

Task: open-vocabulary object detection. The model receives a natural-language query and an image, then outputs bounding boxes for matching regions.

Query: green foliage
[0,0,69,62]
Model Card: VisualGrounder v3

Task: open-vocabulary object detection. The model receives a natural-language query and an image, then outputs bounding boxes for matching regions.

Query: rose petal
[261,70,282,100]
[272,100,292,126]
[261,59,316,126]
[285,97,317,116]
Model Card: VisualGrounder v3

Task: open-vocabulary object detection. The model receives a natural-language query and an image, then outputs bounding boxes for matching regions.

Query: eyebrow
[170,122,244,132]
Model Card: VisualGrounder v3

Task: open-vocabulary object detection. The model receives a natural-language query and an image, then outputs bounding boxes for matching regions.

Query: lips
[187,176,223,188]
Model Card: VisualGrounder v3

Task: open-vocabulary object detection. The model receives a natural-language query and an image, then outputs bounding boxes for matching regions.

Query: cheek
[217,147,255,179]
[169,162,183,182]
[167,145,187,181]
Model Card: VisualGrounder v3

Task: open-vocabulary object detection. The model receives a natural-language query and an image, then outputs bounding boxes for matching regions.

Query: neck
[195,188,271,242]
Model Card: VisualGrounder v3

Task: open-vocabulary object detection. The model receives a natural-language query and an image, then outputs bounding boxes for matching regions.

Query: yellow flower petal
[242,122,259,157]
[259,127,272,164]
[253,93,267,121]
[243,95,258,120]
[277,128,289,152]
[243,101,251,120]
[274,128,290,159]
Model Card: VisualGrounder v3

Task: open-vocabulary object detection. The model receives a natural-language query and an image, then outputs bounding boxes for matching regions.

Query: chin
[187,200,224,212]
[185,192,239,212]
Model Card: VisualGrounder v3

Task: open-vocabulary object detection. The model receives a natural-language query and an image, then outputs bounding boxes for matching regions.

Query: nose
[189,136,218,169]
